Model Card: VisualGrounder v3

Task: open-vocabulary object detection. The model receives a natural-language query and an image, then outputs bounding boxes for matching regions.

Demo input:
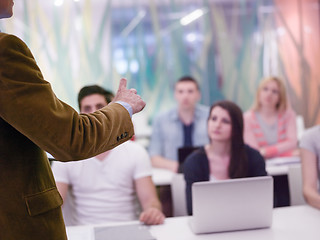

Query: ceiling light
[180,9,204,26]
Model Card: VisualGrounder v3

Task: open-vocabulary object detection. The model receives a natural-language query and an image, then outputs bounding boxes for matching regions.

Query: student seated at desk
[52,85,164,226]
[300,125,320,209]
[184,100,267,215]
[148,75,209,172]
[243,76,298,159]
[148,76,209,217]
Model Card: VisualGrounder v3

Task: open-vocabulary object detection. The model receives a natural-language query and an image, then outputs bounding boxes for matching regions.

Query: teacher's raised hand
[113,78,146,114]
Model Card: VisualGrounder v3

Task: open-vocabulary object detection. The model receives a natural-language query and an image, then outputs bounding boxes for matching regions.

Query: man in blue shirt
[149,76,209,172]
[148,76,209,216]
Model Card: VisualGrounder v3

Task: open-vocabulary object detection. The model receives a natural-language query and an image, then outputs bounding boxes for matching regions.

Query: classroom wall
[1,0,319,126]
[274,0,320,127]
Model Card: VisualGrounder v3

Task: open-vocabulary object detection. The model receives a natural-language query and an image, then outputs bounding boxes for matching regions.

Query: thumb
[118,78,127,91]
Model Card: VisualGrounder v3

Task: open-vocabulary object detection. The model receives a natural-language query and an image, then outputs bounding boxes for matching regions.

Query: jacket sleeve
[0,34,134,161]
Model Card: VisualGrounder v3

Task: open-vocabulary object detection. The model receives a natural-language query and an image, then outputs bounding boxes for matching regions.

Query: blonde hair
[252,76,288,112]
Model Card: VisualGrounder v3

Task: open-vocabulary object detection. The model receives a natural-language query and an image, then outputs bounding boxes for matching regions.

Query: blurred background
[1,0,319,126]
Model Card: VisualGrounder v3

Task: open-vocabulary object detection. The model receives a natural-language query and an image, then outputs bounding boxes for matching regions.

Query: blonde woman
[244,77,298,159]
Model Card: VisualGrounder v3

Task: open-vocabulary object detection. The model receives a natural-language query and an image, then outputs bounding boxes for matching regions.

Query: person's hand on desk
[151,155,179,173]
[259,148,266,158]
[167,161,179,173]
[139,207,165,225]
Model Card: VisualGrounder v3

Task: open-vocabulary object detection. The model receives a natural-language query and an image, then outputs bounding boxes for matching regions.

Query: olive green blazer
[0,33,134,240]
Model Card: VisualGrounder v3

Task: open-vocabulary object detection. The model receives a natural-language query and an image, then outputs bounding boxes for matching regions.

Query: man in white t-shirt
[52,85,164,226]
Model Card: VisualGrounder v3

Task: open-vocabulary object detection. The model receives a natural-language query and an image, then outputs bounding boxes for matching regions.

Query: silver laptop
[189,176,273,234]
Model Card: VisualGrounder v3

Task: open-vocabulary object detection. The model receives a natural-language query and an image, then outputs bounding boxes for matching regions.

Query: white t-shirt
[52,141,152,225]
[300,125,320,172]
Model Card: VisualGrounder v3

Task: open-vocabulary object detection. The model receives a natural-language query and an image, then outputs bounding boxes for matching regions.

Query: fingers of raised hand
[129,88,137,94]
[118,78,127,91]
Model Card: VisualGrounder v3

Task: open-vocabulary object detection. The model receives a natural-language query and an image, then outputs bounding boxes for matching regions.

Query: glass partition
[1,0,319,126]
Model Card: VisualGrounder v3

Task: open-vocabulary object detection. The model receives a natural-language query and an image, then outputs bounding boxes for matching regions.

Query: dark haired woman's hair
[209,100,248,178]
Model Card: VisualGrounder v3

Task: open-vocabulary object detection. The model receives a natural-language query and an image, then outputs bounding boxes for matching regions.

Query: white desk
[266,156,300,176]
[152,168,175,186]
[152,157,301,186]
[66,205,320,240]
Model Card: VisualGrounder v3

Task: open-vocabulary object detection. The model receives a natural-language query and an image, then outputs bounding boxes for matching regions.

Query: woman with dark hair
[183,100,267,215]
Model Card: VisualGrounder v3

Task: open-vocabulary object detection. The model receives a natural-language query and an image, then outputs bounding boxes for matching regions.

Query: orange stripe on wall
[274,0,320,127]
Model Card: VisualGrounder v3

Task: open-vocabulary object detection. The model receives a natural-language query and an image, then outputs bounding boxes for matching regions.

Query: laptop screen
[190,176,273,234]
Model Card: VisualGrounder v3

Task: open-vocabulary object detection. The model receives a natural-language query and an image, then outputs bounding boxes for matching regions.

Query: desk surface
[66,205,320,240]
[152,156,301,186]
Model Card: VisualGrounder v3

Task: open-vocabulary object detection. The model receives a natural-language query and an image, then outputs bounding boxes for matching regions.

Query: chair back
[296,115,305,140]
[288,165,306,206]
[171,174,188,216]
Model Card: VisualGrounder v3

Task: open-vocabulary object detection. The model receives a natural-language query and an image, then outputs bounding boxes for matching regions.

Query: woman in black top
[184,100,267,215]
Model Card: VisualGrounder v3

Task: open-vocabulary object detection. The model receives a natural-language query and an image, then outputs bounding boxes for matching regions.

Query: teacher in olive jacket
[0,1,146,239]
